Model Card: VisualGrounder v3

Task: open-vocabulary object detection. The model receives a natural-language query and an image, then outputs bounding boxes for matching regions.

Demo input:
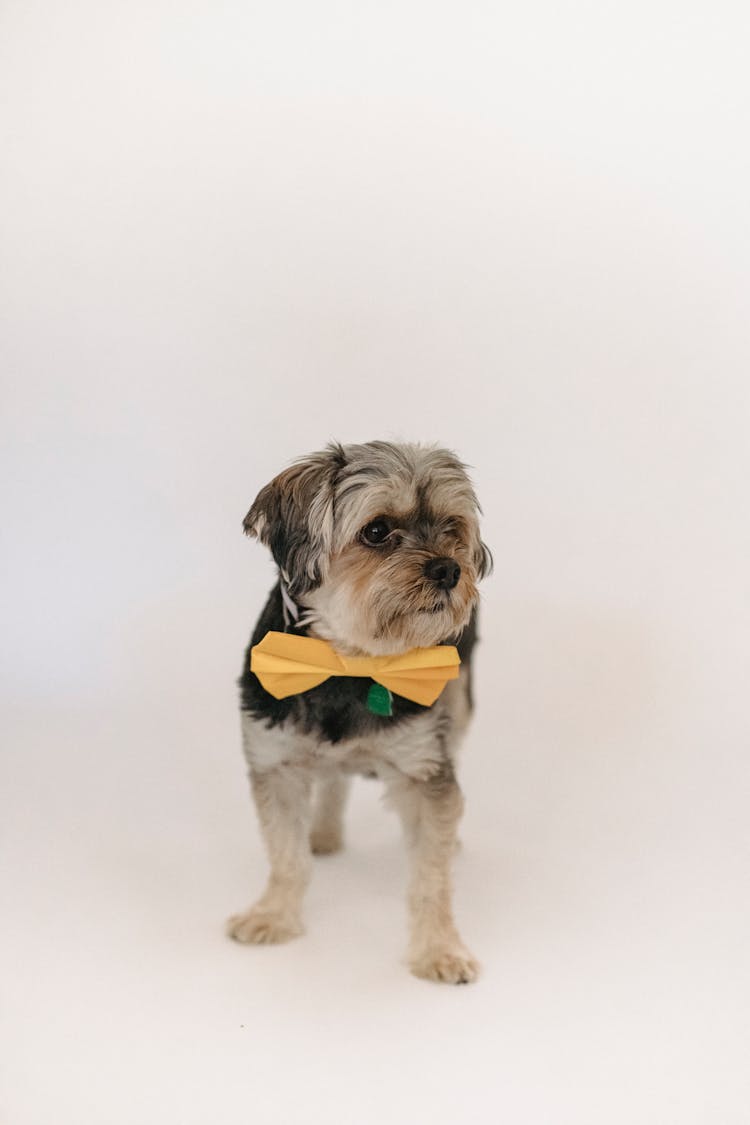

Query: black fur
[239,582,477,745]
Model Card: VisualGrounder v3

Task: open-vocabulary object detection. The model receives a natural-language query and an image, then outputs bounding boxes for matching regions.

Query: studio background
[2,2,748,1122]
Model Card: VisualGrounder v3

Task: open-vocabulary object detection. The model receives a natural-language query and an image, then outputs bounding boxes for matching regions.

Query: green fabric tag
[367,682,393,716]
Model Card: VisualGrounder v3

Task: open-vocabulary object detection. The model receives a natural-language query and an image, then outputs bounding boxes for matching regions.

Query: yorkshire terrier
[227,441,491,983]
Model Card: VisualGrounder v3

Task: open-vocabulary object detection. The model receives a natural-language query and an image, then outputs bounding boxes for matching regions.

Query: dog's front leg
[310,768,350,855]
[392,765,479,984]
[227,765,312,944]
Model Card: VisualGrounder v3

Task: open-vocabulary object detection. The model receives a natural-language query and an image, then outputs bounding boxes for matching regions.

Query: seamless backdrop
[2,2,749,1123]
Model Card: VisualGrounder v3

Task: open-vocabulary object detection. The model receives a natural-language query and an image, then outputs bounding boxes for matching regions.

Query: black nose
[424,556,461,590]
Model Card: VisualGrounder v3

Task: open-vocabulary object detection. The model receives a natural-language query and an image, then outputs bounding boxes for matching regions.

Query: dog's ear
[243,446,345,595]
[473,538,493,580]
[467,510,493,581]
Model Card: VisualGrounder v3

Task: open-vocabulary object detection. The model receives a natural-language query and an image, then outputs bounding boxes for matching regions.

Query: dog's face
[244,441,491,655]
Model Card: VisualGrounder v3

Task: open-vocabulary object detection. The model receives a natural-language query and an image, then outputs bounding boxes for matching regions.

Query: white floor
[3,603,748,1125]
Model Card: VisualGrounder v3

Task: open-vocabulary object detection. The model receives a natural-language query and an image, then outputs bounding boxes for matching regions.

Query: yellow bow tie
[251,631,460,707]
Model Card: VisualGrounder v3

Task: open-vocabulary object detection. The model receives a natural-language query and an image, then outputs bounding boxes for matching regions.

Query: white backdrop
[2,2,749,1122]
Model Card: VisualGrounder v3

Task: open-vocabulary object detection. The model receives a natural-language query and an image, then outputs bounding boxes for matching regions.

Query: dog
[227,440,491,983]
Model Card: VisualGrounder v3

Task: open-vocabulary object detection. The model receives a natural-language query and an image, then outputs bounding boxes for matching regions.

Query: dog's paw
[409,945,480,985]
[309,826,343,855]
[226,908,303,945]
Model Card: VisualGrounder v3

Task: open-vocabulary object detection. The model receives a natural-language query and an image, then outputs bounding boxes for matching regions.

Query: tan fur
[227,766,312,943]
[309,770,349,855]
[387,772,479,983]
[306,533,479,656]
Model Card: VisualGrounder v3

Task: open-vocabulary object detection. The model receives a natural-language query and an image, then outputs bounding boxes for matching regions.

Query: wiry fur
[228,441,491,983]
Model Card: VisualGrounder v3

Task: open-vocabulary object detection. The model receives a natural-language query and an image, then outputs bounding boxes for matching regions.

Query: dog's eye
[360,518,391,546]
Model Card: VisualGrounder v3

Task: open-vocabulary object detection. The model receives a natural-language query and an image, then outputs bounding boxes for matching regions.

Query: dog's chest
[241,707,446,781]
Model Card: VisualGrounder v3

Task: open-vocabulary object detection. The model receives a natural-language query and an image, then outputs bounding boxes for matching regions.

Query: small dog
[227,441,491,983]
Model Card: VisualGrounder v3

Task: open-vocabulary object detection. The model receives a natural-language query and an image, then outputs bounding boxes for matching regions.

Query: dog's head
[244,441,491,655]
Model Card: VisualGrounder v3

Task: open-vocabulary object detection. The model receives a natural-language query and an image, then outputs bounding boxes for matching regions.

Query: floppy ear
[473,539,493,580]
[243,447,344,595]
[469,519,493,581]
